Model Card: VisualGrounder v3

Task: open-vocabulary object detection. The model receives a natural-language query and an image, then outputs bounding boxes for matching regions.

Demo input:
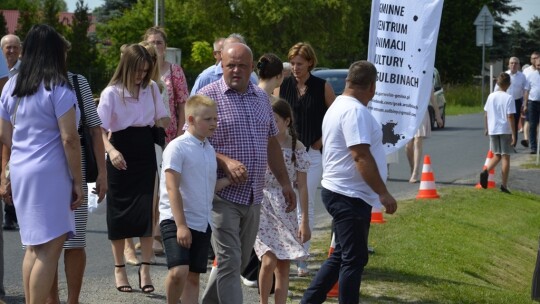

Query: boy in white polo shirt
[480,72,516,194]
[159,95,229,304]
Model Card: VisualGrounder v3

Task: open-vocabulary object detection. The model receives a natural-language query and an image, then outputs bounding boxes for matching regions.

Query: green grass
[292,187,540,303]
[521,155,540,169]
[444,84,485,115]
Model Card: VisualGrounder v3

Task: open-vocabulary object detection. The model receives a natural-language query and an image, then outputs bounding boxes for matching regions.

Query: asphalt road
[2,113,533,303]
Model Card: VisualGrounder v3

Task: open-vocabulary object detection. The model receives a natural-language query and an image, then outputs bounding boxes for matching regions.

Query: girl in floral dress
[254,98,311,304]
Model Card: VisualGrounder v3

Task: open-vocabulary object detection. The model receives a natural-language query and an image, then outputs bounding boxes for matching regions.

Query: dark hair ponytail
[257,53,283,80]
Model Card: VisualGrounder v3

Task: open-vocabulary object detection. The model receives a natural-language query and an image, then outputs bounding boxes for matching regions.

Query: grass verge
[444,84,484,115]
[291,187,540,303]
[521,155,540,169]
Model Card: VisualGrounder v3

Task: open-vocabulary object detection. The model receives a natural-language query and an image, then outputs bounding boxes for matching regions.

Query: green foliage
[436,0,520,83]
[190,40,213,65]
[15,0,40,40]
[67,0,106,93]
[42,0,66,35]
[92,0,138,23]
[92,0,369,90]
[300,187,540,303]
[0,0,24,9]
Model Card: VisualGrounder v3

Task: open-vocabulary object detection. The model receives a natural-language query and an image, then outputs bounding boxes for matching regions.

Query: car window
[326,76,346,95]
[433,69,442,92]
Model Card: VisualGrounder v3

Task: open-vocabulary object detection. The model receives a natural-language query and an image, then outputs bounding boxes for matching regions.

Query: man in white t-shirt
[524,58,540,154]
[523,51,539,77]
[301,61,397,304]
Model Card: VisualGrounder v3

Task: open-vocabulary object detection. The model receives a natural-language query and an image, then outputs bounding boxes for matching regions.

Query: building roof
[1,10,96,35]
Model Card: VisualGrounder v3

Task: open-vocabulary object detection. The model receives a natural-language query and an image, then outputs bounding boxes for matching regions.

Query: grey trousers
[202,196,260,304]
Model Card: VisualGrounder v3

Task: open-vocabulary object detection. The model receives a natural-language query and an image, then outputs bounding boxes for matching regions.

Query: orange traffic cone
[416,155,440,199]
[327,233,339,298]
[371,207,386,223]
[475,150,496,189]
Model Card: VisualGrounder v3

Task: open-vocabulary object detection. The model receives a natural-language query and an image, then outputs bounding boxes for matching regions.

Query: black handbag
[72,74,98,183]
[152,125,166,148]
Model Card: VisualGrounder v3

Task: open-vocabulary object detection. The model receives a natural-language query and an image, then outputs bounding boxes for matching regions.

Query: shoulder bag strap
[72,74,88,129]
[12,97,21,126]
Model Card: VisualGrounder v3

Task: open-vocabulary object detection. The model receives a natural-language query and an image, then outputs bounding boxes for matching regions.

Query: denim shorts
[489,134,513,155]
[160,219,211,273]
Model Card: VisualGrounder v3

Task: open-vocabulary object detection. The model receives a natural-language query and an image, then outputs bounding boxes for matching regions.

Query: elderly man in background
[495,57,529,147]
[0,34,21,232]
[0,50,10,302]
[1,35,21,77]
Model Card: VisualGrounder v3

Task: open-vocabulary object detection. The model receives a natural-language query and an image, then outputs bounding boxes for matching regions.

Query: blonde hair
[185,95,217,120]
[288,42,318,71]
[108,44,154,96]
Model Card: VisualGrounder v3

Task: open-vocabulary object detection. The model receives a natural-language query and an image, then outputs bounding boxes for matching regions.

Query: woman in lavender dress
[0,24,83,303]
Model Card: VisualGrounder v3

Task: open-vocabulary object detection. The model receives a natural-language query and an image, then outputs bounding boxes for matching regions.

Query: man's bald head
[1,34,22,69]
[221,43,254,93]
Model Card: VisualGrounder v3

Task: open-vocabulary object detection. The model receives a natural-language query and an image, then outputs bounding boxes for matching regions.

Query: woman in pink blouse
[144,26,189,143]
[97,44,169,294]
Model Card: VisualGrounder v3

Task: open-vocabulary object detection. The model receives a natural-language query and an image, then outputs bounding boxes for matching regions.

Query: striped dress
[66,72,102,249]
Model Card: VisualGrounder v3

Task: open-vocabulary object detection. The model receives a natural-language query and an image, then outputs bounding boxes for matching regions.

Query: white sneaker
[241,276,258,288]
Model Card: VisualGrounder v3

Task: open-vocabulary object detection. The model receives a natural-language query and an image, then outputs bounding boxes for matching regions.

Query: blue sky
[66,0,538,27]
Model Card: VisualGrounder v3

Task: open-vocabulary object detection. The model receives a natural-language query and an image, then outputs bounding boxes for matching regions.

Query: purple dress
[0,76,79,245]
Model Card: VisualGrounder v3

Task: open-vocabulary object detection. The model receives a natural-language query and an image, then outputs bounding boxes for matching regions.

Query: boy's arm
[484,112,488,136]
[508,114,516,146]
[215,177,231,192]
[165,169,192,249]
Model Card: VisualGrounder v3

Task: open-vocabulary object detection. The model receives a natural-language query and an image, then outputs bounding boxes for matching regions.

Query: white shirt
[494,70,528,100]
[526,70,540,101]
[321,95,386,209]
[159,131,217,232]
[523,66,536,77]
[484,90,515,135]
[8,60,21,78]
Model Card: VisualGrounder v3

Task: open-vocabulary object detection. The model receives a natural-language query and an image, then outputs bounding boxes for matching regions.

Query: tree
[435,0,520,83]
[15,0,40,40]
[0,12,8,37]
[42,0,67,34]
[93,0,138,23]
[501,21,529,64]
[67,0,104,89]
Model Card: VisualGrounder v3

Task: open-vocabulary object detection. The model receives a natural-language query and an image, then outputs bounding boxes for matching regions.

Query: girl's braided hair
[271,98,298,165]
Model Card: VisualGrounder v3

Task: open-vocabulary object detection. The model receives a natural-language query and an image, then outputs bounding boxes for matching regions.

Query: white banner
[367,0,444,154]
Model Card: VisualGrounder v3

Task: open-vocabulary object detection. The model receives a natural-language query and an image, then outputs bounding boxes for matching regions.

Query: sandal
[114,265,132,292]
[138,262,155,293]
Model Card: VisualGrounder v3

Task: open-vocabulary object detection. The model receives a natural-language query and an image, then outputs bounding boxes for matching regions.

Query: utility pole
[154,0,164,27]
[474,5,494,106]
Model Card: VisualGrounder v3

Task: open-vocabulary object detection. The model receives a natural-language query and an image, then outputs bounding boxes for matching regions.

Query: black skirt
[106,126,156,240]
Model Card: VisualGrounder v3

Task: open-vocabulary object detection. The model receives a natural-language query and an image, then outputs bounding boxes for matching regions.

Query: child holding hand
[159,95,229,304]
[255,98,311,304]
